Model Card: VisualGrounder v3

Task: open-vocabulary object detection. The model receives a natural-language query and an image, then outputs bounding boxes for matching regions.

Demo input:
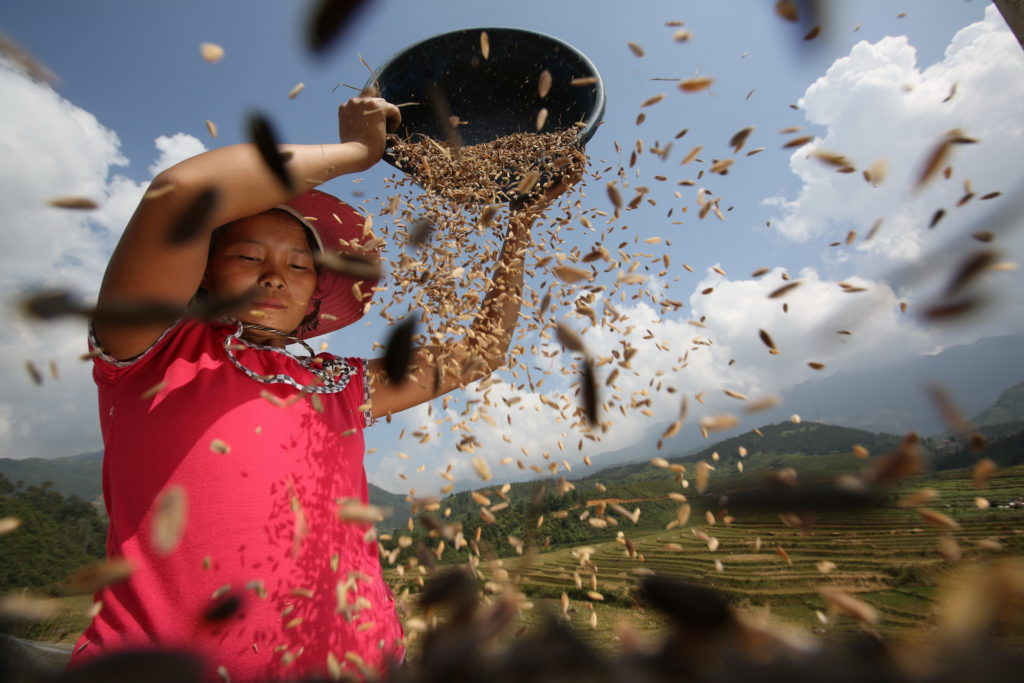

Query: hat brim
[276,190,382,339]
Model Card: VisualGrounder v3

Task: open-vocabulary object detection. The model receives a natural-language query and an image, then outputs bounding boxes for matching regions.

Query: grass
[6,594,93,644]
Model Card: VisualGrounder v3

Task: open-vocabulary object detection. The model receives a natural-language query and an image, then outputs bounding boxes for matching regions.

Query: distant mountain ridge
[367,483,410,532]
[0,450,410,530]
[772,335,1024,438]
[566,421,905,489]
[972,380,1024,430]
[490,335,1024,478]
[0,451,103,502]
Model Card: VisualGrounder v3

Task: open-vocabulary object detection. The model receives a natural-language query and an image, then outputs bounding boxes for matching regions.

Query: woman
[69,96,580,681]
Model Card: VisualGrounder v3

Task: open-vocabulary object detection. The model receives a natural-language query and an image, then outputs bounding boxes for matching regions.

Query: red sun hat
[274,189,382,339]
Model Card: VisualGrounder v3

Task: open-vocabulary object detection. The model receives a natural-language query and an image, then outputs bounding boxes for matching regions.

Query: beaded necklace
[239,322,316,357]
[223,321,359,396]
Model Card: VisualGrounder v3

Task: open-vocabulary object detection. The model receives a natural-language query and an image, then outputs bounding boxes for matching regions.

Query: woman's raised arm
[367,165,583,418]
[95,97,399,360]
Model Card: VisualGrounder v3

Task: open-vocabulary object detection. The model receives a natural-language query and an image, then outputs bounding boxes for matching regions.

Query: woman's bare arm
[367,168,582,418]
[95,97,399,360]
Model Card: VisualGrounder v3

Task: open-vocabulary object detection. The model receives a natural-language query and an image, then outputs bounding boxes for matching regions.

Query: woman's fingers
[381,101,402,133]
[339,97,397,126]
[338,96,400,159]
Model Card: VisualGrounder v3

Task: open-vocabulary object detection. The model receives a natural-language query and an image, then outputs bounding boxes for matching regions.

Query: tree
[0,479,108,593]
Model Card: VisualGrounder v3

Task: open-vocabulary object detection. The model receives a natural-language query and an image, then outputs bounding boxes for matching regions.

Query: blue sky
[2,1,1022,495]
[1,1,986,199]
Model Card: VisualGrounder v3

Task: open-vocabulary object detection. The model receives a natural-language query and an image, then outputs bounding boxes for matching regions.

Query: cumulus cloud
[767,5,1024,266]
[0,60,206,460]
[366,262,941,494]
[148,133,207,177]
[1,63,123,291]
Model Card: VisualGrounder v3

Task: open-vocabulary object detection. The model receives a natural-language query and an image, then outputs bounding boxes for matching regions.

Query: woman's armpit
[89,320,183,384]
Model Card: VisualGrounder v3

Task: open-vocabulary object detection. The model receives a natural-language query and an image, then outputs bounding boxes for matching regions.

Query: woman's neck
[239,323,292,348]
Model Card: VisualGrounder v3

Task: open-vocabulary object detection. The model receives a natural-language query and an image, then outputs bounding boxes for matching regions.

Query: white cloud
[367,263,937,494]
[767,6,1024,266]
[1,62,123,291]
[148,133,207,177]
[687,267,927,378]
[0,61,206,460]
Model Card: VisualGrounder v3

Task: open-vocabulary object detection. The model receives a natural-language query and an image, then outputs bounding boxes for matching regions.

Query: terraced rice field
[388,466,1024,648]
[34,467,1023,653]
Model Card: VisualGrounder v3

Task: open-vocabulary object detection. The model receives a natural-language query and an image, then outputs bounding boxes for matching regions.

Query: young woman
[68,96,580,681]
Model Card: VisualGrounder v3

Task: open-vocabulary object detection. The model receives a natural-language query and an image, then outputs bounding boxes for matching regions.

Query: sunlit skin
[202,212,317,347]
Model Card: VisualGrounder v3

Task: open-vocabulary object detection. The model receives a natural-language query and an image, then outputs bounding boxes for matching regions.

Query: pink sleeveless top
[69,319,403,681]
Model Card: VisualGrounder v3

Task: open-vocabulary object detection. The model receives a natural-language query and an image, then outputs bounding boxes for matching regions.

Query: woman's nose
[260,267,285,288]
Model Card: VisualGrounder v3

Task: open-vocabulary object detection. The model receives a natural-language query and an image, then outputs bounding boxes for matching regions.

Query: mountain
[385,421,913,560]
[971,380,1024,430]
[567,421,904,488]
[0,451,103,502]
[0,450,411,531]
[0,474,108,592]
[935,429,1024,470]
[770,335,1024,437]
[368,483,410,532]
[435,421,902,517]
[393,412,1024,560]
[554,335,1024,475]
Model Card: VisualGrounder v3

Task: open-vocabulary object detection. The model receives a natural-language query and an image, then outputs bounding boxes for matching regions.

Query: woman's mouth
[253,299,287,310]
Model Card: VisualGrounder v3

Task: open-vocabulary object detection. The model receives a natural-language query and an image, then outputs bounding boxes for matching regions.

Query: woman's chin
[237,310,299,333]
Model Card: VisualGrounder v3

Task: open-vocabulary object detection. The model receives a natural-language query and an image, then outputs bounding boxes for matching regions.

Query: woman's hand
[509,151,586,218]
[337,97,401,170]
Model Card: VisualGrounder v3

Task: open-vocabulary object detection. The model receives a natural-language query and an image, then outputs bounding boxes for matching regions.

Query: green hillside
[0,452,103,502]
[369,482,411,532]
[0,452,411,532]
[575,421,904,487]
[929,381,1024,465]
[382,421,911,564]
[384,417,1024,565]
[935,429,1024,471]
[971,380,1024,430]
[958,378,1024,438]
[0,474,107,593]
[443,465,1024,648]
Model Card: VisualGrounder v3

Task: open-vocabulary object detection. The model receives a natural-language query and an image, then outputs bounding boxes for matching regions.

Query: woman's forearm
[146,95,399,237]
[465,213,533,372]
[150,141,375,233]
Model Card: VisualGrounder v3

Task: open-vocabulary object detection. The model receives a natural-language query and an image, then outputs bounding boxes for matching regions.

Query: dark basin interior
[366,26,605,169]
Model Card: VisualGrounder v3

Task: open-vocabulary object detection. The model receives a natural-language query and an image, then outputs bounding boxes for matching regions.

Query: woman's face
[204,212,318,336]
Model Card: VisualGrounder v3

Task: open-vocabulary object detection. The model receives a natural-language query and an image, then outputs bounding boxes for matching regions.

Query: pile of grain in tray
[388,128,585,206]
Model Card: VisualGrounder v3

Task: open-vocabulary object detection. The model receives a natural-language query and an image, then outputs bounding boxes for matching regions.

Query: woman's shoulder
[91,318,237,383]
